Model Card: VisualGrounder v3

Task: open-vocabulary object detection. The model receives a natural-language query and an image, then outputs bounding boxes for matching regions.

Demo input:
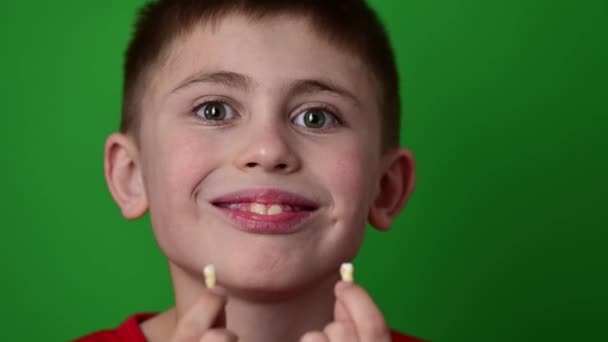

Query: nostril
[242,162,290,170]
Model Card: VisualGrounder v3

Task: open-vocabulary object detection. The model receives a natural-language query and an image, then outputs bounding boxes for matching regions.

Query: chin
[221,275,304,301]
[219,261,330,301]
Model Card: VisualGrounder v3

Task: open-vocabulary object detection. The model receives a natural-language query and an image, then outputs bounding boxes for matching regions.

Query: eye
[193,101,237,122]
[293,107,340,130]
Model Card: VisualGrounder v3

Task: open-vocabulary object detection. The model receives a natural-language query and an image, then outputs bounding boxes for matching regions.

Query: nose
[234,125,301,174]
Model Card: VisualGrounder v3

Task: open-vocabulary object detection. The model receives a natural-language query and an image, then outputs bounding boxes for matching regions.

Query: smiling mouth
[213,202,316,216]
[210,189,320,234]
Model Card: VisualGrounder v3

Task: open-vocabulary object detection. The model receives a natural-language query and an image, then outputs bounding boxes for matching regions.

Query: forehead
[143,13,380,114]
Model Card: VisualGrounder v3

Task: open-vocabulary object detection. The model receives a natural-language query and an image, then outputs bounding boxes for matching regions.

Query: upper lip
[210,188,319,210]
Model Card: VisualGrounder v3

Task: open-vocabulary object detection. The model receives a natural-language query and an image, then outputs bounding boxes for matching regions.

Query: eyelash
[293,104,343,131]
[191,98,238,124]
[190,99,343,129]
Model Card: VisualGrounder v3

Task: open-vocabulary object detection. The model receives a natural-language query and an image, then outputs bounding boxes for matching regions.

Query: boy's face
[128,14,393,294]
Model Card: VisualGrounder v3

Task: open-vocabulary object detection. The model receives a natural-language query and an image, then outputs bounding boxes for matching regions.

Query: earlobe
[368,147,416,231]
[104,133,148,220]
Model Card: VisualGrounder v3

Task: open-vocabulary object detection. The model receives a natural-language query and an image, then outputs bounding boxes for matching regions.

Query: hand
[170,287,238,342]
[300,282,391,342]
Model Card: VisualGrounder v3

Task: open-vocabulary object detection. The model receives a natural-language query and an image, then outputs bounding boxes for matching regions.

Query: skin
[104,13,415,342]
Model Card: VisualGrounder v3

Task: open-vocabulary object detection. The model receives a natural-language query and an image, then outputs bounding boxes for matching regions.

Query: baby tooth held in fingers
[267,204,283,215]
[250,203,267,215]
[204,264,216,289]
[340,263,354,283]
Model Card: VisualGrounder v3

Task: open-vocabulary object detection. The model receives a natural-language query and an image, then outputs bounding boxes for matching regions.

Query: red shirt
[74,313,426,342]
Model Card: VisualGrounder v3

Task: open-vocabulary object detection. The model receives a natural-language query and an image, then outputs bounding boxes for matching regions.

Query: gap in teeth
[229,203,292,215]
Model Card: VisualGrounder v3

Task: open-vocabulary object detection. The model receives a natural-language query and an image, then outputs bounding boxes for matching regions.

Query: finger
[199,328,238,342]
[300,331,330,342]
[333,299,352,322]
[323,321,359,342]
[334,282,390,342]
[172,287,228,342]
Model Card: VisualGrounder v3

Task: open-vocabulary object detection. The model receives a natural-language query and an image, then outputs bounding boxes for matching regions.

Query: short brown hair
[122,0,400,151]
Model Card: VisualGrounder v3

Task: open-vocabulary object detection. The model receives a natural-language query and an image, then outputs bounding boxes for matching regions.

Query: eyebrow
[289,79,361,108]
[170,70,360,107]
[171,70,254,94]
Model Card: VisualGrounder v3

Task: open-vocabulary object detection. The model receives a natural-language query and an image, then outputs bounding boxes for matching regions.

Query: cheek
[322,145,377,229]
[141,128,229,270]
[331,145,376,201]
[318,148,370,262]
[164,137,209,192]
[332,153,365,199]
[142,130,218,233]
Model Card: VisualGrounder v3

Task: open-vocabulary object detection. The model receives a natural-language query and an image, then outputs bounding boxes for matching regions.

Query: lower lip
[214,206,315,234]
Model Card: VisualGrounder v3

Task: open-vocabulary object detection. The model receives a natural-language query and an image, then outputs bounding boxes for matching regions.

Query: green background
[1,0,606,341]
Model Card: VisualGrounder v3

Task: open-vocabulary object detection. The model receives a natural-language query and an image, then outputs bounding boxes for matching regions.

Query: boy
[77,0,420,341]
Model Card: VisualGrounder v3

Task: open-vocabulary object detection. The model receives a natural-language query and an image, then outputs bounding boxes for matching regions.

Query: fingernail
[208,285,227,297]
[335,280,351,293]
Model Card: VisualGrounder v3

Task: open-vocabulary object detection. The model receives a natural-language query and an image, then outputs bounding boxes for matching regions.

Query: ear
[367,147,416,231]
[103,132,148,219]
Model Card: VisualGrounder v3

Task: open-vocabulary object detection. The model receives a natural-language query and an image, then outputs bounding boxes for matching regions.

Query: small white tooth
[227,203,241,210]
[340,263,354,283]
[250,203,267,215]
[267,205,283,215]
[204,264,216,289]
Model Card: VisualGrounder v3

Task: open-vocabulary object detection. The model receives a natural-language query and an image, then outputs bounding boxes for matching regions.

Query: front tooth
[250,203,267,215]
[267,204,283,215]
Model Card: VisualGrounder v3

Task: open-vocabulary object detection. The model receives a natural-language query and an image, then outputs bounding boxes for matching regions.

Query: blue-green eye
[293,108,339,129]
[194,101,236,122]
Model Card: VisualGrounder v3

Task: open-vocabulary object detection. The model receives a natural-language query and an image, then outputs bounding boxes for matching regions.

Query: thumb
[172,287,228,342]
[334,281,354,322]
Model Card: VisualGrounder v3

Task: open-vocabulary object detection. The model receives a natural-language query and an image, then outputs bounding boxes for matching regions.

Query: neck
[223,282,336,341]
[146,262,338,342]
